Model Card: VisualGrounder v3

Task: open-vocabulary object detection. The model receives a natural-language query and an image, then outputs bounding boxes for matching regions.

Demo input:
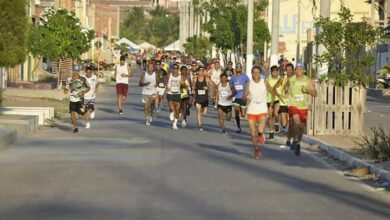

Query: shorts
[218,105,232,114]
[279,105,288,113]
[288,106,308,123]
[116,83,129,97]
[69,101,84,115]
[84,99,95,112]
[167,94,181,102]
[156,87,166,96]
[267,100,280,108]
[181,97,190,105]
[195,101,209,108]
[247,113,268,121]
[142,94,156,104]
[233,98,247,108]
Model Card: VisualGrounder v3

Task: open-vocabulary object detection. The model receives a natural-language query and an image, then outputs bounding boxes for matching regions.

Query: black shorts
[84,99,95,112]
[69,101,84,115]
[233,98,247,108]
[267,100,280,108]
[218,105,232,114]
[195,101,209,108]
[181,97,190,105]
[279,105,288,113]
[167,94,181,102]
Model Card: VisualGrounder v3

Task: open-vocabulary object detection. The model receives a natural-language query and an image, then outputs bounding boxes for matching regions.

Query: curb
[302,135,390,183]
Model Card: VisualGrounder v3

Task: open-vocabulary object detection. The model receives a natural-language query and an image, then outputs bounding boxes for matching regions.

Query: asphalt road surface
[0,76,389,220]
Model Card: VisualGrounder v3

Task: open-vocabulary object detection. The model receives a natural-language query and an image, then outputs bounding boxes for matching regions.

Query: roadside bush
[356,127,390,161]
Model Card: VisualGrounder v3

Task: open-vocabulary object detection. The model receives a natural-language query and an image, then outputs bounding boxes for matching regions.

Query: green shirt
[288,75,309,109]
[267,76,280,103]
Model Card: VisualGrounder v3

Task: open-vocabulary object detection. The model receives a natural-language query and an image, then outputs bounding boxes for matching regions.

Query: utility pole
[316,0,330,78]
[296,0,302,63]
[246,0,254,77]
[371,0,376,26]
[270,0,280,67]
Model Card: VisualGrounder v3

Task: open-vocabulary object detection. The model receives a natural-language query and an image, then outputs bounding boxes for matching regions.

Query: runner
[139,62,159,126]
[63,65,90,133]
[189,61,198,82]
[115,55,132,115]
[273,63,295,146]
[216,73,237,135]
[166,63,182,129]
[223,61,235,80]
[286,63,317,156]
[83,66,99,128]
[193,66,214,131]
[230,64,250,133]
[244,66,275,159]
[179,65,192,127]
[155,60,168,113]
[208,59,222,109]
[267,65,281,139]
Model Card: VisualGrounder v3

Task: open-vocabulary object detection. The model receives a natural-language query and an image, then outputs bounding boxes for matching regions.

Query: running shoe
[119,109,124,115]
[269,132,274,140]
[274,124,280,133]
[257,134,266,145]
[286,140,291,147]
[90,111,95,119]
[169,112,174,121]
[199,126,204,132]
[73,128,79,133]
[214,105,217,110]
[149,116,153,123]
[291,140,298,151]
[295,143,301,156]
[254,149,261,159]
[172,123,178,130]
[222,129,228,135]
[181,120,187,128]
[236,128,242,133]
[146,120,151,126]
[85,122,91,129]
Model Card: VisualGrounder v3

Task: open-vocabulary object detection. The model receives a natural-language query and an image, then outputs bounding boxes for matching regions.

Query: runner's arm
[304,79,317,97]
[127,66,133,78]
[272,78,284,102]
[229,84,237,100]
[81,78,90,95]
[243,83,250,102]
[265,80,276,105]
[139,73,148,87]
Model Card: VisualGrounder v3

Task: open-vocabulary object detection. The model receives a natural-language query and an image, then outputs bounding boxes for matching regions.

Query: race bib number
[220,91,229,98]
[252,99,263,105]
[198,90,206,95]
[235,85,243,90]
[294,95,304,101]
[159,83,165,88]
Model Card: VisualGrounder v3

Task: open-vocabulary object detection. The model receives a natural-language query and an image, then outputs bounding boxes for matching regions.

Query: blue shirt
[230,74,250,99]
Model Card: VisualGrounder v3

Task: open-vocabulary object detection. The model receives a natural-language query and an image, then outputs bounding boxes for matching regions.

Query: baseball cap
[72,65,81,72]
[295,63,306,70]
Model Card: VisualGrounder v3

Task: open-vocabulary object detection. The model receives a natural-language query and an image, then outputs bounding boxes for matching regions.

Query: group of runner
[64,54,317,159]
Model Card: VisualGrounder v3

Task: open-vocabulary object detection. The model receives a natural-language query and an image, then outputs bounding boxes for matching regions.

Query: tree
[183,36,211,59]
[0,0,28,67]
[28,9,95,61]
[314,6,383,87]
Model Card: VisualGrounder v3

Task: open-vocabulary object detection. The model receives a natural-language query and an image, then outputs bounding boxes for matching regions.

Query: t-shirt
[229,74,250,99]
[83,75,98,100]
[66,76,89,102]
[116,64,129,84]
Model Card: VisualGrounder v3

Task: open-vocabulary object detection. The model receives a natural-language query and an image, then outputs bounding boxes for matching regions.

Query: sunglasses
[173,67,179,69]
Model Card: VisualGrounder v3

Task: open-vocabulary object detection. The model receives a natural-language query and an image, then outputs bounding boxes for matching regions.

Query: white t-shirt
[142,72,157,95]
[210,69,222,85]
[167,74,181,95]
[247,79,268,115]
[218,83,233,106]
[83,75,98,100]
[116,63,129,84]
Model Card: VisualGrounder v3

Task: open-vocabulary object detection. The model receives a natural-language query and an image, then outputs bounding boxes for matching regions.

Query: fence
[307,82,366,136]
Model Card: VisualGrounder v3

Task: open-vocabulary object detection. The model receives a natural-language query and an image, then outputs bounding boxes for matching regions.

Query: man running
[155,60,168,113]
[63,65,90,133]
[273,63,295,146]
[83,66,99,128]
[267,65,281,139]
[224,61,235,80]
[244,66,274,159]
[286,63,317,156]
[139,62,159,126]
[179,65,192,127]
[193,66,214,131]
[166,63,182,129]
[216,73,237,135]
[208,59,222,109]
[115,55,132,115]
[230,64,250,133]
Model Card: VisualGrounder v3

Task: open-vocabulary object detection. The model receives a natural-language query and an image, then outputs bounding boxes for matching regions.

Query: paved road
[365,96,390,132]
[0,78,389,220]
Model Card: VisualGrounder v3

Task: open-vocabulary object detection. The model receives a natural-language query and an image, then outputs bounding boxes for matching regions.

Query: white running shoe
[90,111,95,119]
[146,120,151,126]
[85,122,91,129]
[172,124,178,130]
[181,120,187,128]
[169,112,174,121]
[149,116,153,123]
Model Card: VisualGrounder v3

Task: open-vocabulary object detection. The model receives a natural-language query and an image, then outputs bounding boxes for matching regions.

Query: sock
[174,119,178,125]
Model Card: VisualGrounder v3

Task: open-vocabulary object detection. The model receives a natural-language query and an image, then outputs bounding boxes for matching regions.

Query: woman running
[216,73,237,135]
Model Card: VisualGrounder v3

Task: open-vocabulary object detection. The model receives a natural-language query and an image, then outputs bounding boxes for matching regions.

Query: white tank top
[218,83,232,106]
[167,74,181,94]
[247,79,268,115]
[211,69,222,85]
[142,72,157,95]
[116,64,129,84]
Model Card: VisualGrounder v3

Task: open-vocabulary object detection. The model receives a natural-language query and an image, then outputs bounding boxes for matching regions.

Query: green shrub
[356,127,390,161]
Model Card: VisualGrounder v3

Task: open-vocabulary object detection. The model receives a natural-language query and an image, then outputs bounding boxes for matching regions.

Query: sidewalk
[4,88,66,100]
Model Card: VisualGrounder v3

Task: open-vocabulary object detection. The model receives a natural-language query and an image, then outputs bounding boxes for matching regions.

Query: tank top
[195,78,208,103]
[142,72,157,95]
[116,64,129,84]
[289,75,309,109]
[267,76,280,103]
[180,77,191,99]
[279,75,289,106]
[167,74,181,95]
[210,69,222,85]
[247,79,268,115]
[218,83,233,106]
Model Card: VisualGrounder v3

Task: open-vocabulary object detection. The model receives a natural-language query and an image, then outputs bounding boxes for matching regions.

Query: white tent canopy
[117,38,140,50]
[164,40,181,51]
[139,42,156,50]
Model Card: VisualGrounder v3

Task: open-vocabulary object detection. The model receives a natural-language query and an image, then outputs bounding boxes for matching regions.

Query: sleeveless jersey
[247,79,268,115]
[218,83,233,106]
[142,72,157,95]
[288,75,309,109]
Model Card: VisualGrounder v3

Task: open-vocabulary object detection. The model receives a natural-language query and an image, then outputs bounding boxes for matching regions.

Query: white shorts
[156,87,166,96]
[142,94,156,104]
